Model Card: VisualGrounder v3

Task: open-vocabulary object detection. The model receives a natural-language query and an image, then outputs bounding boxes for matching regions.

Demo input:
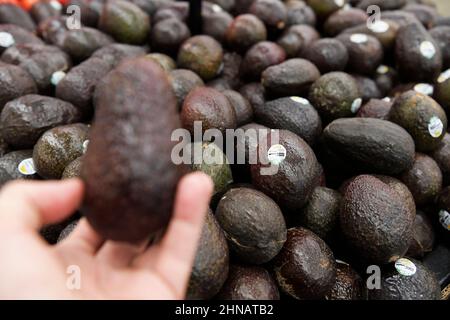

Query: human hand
[0,172,213,299]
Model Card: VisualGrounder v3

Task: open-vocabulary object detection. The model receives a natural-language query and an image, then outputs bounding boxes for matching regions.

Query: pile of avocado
[0,0,450,300]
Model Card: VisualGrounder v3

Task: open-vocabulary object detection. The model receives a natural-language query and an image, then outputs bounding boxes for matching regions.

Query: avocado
[0,64,37,110]
[403,3,438,29]
[437,187,450,234]
[395,22,442,83]
[1,95,81,149]
[202,5,233,43]
[144,53,176,72]
[340,175,415,264]
[430,133,450,185]
[304,38,348,74]
[0,25,44,54]
[129,0,164,16]
[298,186,342,241]
[324,8,368,37]
[216,187,287,264]
[353,75,383,102]
[57,220,79,242]
[62,156,83,179]
[309,72,362,122]
[216,265,280,300]
[406,211,435,259]
[66,0,103,27]
[239,82,266,112]
[430,26,450,69]
[374,175,416,219]
[91,43,147,66]
[169,69,204,109]
[272,227,336,300]
[187,210,229,300]
[276,27,305,58]
[248,0,287,33]
[30,0,62,24]
[261,58,320,97]
[368,258,440,300]
[206,0,234,12]
[374,65,399,96]
[389,91,448,152]
[222,90,253,126]
[326,260,365,300]
[37,16,68,47]
[356,98,392,120]
[217,52,242,90]
[0,4,36,31]
[255,96,322,145]
[226,14,267,53]
[153,2,188,24]
[82,58,183,242]
[400,153,442,206]
[150,18,190,56]
[241,41,286,80]
[98,0,150,44]
[0,136,9,157]
[357,0,406,11]
[177,35,223,81]
[0,150,38,185]
[434,69,450,114]
[322,118,415,175]
[251,129,321,211]
[285,0,316,27]
[306,0,346,19]
[181,87,237,135]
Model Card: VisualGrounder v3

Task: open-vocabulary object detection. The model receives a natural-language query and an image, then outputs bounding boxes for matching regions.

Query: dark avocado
[374,64,399,96]
[430,26,450,69]
[62,156,83,179]
[239,82,266,112]
[0,95,81,149]
[0,4,36,31]
[30,0,62,24]
[201,5,233,43]
[357,0,406,11]
[285,0,316,27]
[430,133,450,184]
[206,0,234,12]
[241,41,286,80]
[368,258,440,300]
[324,8,368,36]
[434,69,450,114]
[82,58,184,242]
[255,96,322,145]
[326,260,365,300]
[152,2,188,24]
[0,150,38,185]
[304,38,348,74]
[98,0,150,44]
[356,98,392,120]
[0,24,43,54]
[216,265,280,300]
[400,153,442,206]
[187,210,229,300]
[437,187,450,233]
[57,220,79,242]
[223,90,253,126]
[353,75,383,102]
[169,69,204,109]
[216,187,287,264]
[403,3,438,29]
[150,18,190,56]
[261,58,320,97]
[322,118,415,175]
[235,122,268,169]
[0,64,37,110]
[144,53,176,72]
[250,129,321,211]
[248,0,287,32]
[389,90,448,152]
[276,27,305,58]
[309,72,362,122]
[340,175,415,264]
[181,87,237,135]
[0,136,9,157]
[374,175,416,219]
[177,35,223,81]
[65,0,103,27]
[272,227,336,300]
[226,14,267,52]
[406,211,435,259]
[37,16,70,47]
[306,0,346,19]
[91,43,147,66]
[218,52,242,90]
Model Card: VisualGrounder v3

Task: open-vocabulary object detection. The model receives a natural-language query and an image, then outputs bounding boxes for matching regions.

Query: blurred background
[435,0,450,14]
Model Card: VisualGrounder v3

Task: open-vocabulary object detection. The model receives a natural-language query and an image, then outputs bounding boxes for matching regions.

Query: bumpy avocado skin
[0,64,37,110]
[326,261,365,300]
[340,175,415,265]
[0,150,38,185]
[217,265,280,300]
[62,156,83,179]
[368,258,441,300]
[187,210,229,300]
[304,38,348,73]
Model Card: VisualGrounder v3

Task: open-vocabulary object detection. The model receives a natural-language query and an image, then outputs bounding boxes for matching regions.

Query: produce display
[0,0,449,301]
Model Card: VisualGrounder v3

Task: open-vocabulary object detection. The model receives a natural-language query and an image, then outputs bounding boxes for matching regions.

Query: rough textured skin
[0,64,37,110]
[222,90,253,126]
[144,53,176,72]
[255,97,322,145]
[151,18,190,55]
[400,153,443,206]
[353,75,382,102]
[177,35,223,81]
[181,87,237,134]
[322,118,415,175]
[241,41,286,80]
[357,99,392,120]
[285,0,316,27]
[431,133,450,184]
[406,212,435,259]
[169,69,204,109]
[277,27,304,58]
[369,259,441,300]
[62,156,83,179]
[272,227,336,300]
[216,188,287,264]
[0,24,43,54]
[304,39,348,74]
[324,8,368,36]
[251,130,321,211]
[340,175,415,264]
[226,14,267,52]
[248,0,287,31]
[0,150,38,185]
[261,58,320,96]
[326,261,365,300]
[33,123,89,179]
[1,95,82,149]
[0,4,36,31]
[389,91,448,152]
[61,27,114,61]
[430,26,450,69]
[187,210,229,300]
[216,265,280,300]
[82,58,183,242]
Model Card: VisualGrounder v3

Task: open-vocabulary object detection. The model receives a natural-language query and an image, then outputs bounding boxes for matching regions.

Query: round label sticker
[267,144,286,166]
[414,83,434,96]
[382,97,392,102]
[50,0,62,10]
[18,158,36,175]
[82,140,89,154]
[377,65,389,75]
[0,32,15,48]
[420,41,436,59]
[395,258,417,276]
[51,71,66,86]
[369,20,389,33]
[334,0,344,7]
[438,69,450,83]
[351,98,363,113]
[290,96,309,105]
[428,116,443,138]
[350,33,368,44]
[438,210,450,231]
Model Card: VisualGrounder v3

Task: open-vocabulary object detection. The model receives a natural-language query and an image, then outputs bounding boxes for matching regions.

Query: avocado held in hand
[82,58,184,242]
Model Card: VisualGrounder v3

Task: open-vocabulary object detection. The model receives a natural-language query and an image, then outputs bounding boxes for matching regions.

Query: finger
[96,240,148,269]
[58,218,104,254]
[0,179,83,231]
[134,172,213,298]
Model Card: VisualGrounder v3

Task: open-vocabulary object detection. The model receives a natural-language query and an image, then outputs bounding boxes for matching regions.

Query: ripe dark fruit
[430,26,450,69]
[169,69,204,109]
[202,6,233,43]
[0,25,44,54]
[144,53,176,72]
[226,14,267,52]
[306,0,346,19]
[357,99,392,120]
[239,82,266,112]
[433,69,450,113]
[375,65,399,96]
[0,150,38,185]
[222,90,253,126]
[357,0,406,11]
[248,0,287,32]
[0,4,36,31]
[0,64,37,110]
[326,260,365,300]
[324,8,368,36]
[241,41,286,80]
[403,3,438,28]
[151,18,190,56]
[407,212,435,259]
[353,75,382,102]
[304,38,348,74]
[62,156,83,179]
[285,0,316,27]
[30,0,62,24]
[430,133,450,185]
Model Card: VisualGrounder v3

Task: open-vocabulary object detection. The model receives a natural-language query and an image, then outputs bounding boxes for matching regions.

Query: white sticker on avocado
[334,0,345,7]
[369,20,389,33]
[439,210,450,231]
[428,116,444,138]
[290,96,309,105]
[18,158,36,175]
[267,144,286,166]
[51,71,66,86]
[350,34,368,44]
[382,97,392,102]
[395,258,417,276]
[50,0,62,11]
[420,41,436,59]
[438,69,450,83]
[0,32,15,48]
[82,140,89,154]
[414,83,434,96]
[377,65,389,75]
[211,4,222,12]
[351,98,363,113]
